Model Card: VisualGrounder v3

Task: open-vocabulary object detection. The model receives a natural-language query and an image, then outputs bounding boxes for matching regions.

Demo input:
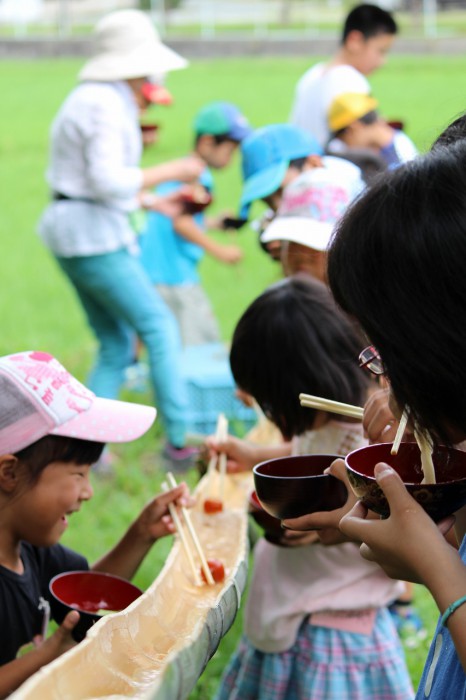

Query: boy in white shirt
[290,3,398,148]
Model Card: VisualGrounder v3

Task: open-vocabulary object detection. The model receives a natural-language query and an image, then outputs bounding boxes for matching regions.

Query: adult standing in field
[38,9,204,468]
[290,3,398,149]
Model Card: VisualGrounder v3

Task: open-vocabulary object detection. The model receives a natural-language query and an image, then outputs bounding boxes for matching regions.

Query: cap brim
[260,216,334,252]
[240,161,288,210]
[239,202,251,221]
[142,83,173,105]
[229,123,253,142]
[51,397,156,444]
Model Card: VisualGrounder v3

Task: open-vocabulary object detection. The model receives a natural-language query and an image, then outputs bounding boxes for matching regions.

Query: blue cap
[239,124,323,218]
[194,102,252,142]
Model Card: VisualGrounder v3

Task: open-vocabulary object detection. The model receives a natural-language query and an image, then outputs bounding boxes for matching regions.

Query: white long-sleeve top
[38,81,144,257]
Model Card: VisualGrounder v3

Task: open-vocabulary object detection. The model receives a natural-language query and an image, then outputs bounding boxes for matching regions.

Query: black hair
[14,435,105,485]
[328,141,466,443]
[288,157,308,171]
[194,132,238,147]
[342,4,398,42]
[431,112,466,150]
[230,275,369,440]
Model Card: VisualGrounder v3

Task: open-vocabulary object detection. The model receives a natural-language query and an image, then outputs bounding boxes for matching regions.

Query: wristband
[440,595,466,627]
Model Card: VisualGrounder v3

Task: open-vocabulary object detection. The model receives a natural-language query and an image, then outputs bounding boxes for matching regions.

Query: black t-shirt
[0,541,88,664]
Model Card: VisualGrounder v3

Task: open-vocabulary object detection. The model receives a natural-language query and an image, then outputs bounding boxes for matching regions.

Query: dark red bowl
[140,123,160,134]
[248,490,285,544]
[49,571,142,642]
[181,186,213,214]
[345,442,466,521]
[253,454,346,520]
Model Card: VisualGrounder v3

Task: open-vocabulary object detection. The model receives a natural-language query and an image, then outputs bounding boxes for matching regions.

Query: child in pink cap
[0,351,191,696]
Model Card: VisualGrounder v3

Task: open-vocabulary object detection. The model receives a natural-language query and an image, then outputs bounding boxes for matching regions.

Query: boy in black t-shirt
[0,351,190,695]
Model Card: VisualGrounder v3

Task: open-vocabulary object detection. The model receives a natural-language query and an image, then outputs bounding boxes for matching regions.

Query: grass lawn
[1,53,465,697]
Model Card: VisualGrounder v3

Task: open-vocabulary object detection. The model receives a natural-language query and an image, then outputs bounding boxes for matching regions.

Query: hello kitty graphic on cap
[0,351,156,454]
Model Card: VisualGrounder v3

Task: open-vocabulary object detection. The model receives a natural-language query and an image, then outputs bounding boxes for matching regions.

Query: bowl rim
[253,453,343,480]
[49,569,143,606]
[345,442,466,487]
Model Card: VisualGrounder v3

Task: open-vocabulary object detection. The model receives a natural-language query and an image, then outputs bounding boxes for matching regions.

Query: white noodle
[414,430,436,484]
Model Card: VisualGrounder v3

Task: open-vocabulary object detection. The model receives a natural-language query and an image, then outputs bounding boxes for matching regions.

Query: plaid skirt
[215,608,414,700]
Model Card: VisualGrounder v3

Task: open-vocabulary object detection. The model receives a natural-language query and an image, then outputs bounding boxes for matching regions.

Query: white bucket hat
[79,9,187,82]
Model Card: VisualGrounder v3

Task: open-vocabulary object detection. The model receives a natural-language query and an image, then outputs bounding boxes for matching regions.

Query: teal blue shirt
[139,169,214,285]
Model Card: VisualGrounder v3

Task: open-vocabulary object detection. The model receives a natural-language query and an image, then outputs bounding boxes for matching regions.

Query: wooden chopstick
[161,481,202,586]
[217,414,229,501]
[206,413,226,497]
[299,393,364,420]
[390,409,409,455]
[166,472,215,585]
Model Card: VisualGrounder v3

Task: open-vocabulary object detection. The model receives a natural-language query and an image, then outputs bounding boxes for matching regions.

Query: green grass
[1,54,464,696]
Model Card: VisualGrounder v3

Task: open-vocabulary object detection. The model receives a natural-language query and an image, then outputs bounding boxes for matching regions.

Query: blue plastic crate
[181,343,256,436]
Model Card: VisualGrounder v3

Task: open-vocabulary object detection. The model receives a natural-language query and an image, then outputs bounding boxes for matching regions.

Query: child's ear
[197,134,214,151]
[0,455,20,493]
[345,29,366,54]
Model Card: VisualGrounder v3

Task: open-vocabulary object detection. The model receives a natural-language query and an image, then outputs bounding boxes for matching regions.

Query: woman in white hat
[38,10,203,467]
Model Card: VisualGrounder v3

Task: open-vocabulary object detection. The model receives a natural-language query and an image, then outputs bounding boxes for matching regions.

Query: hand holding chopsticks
[166,471,215,585]
[161,480,202,586]
[299,393,364,420]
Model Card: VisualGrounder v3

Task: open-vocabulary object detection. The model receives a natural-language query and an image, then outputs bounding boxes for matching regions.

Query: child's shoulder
[20,541,89,578]
[296,421,366,456]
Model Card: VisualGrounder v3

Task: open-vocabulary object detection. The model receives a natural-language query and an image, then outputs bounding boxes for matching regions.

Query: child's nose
[80,477,94,501]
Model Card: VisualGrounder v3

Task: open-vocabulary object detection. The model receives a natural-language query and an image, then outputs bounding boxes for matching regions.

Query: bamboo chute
[11,470,252,700]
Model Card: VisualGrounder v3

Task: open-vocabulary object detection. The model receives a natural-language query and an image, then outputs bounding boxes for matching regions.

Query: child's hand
[206,212,246,231]
[40,610,79,658]
[340,463,456,584]
[364,388,405,444]
[213,244,243,265]
[136,484,194,543]
[164,155,206,183]
[205,435,258,473]
[0,612,79,697]
[140,189,194,218]
[282,459,359,546]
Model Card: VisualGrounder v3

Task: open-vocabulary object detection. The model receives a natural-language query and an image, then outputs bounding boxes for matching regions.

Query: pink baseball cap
[0,351,156,454]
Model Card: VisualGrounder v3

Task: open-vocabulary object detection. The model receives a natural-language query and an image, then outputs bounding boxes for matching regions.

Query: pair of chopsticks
[206,413,229,500]
[161,471,215,586]
[299,393,364,420]
[298,392,409,455]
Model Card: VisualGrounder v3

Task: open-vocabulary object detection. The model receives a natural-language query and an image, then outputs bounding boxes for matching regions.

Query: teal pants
[57,248,189,447]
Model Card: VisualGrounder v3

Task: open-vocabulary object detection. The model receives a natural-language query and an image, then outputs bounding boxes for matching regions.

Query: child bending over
[209,276,413,700]
[321,140,466,699]
[139,102,250,346]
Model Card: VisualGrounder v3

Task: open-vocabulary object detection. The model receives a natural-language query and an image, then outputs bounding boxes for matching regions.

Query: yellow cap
[328,92,379,132]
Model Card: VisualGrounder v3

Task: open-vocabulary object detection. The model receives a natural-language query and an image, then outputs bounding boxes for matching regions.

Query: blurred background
[0,0,464,44]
